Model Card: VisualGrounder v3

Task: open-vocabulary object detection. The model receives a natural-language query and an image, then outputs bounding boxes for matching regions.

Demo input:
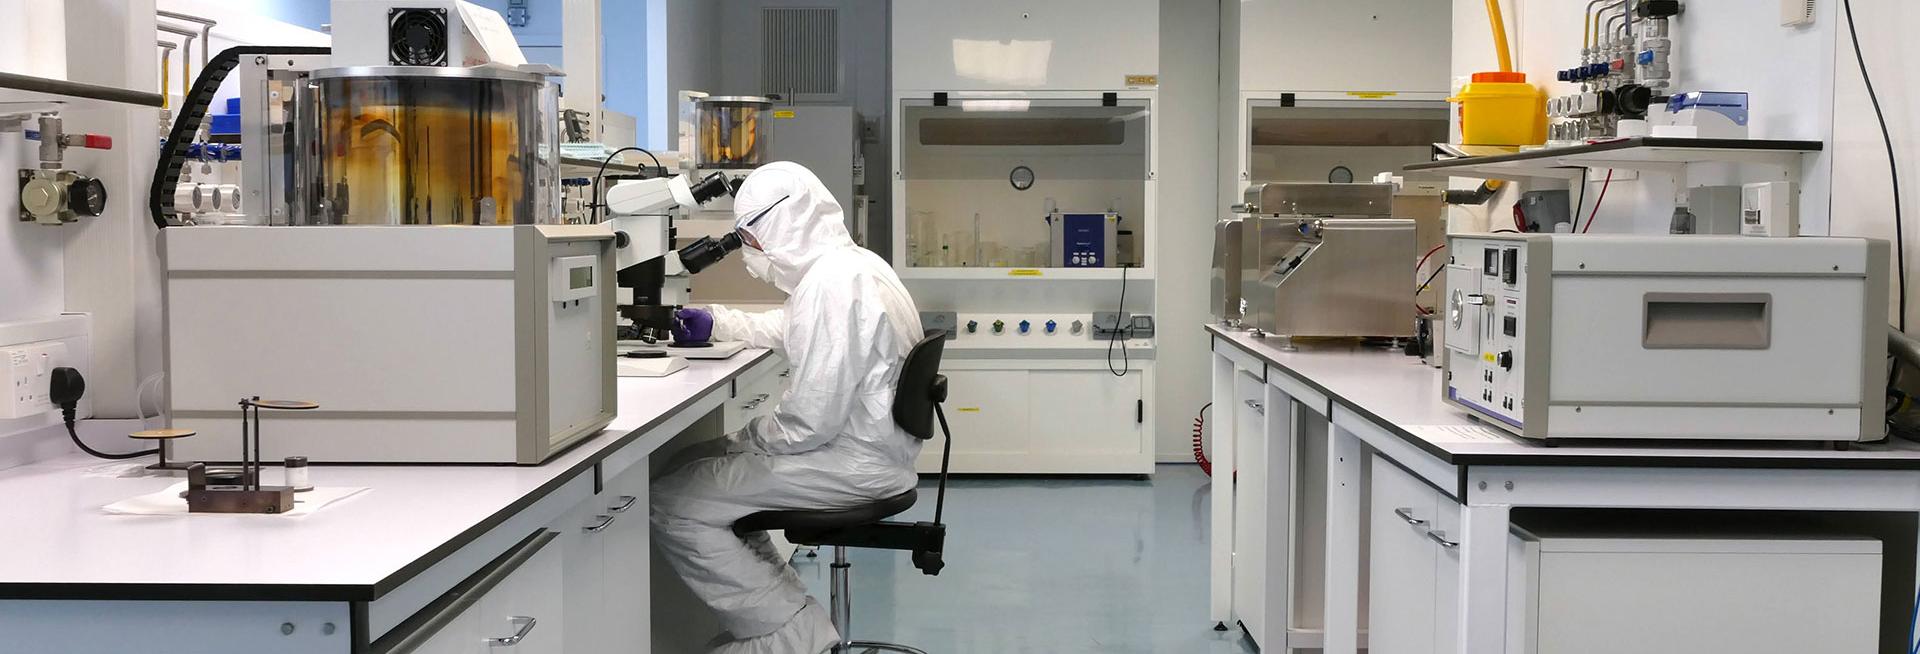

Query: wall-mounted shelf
[1404,137,1823,181]
[0,71,163,116]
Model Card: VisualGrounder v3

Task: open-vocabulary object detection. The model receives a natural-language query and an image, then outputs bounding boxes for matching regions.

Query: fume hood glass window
[1247,103,1448,184]
[901,98,1150,269]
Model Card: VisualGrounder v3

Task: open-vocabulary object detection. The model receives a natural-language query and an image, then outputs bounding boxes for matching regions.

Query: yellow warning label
[773,110,797,119]
[1482,352,1497,363]
[957,407,982,413]
[1008,269,1044,277]
[1347,91,1400,99]
[1125,75,1159,87]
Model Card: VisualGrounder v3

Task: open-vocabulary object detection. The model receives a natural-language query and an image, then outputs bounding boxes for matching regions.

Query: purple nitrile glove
[671,307,714,345]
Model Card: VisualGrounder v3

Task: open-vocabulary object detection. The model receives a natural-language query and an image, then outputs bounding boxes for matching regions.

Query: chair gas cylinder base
[733,330,954,654]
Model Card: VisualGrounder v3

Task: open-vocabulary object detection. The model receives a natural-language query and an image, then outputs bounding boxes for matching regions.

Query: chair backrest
[892,330,949,440]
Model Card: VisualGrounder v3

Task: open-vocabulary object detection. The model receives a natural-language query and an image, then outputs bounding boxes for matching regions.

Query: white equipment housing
[164,225,616,464]
[329,0,527,68]
[1442,234,1888,443]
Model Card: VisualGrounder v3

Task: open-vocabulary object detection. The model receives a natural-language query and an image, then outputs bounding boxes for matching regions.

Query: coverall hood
[732,161,854,294]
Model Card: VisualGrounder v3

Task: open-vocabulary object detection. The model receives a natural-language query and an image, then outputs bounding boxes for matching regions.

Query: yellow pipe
[1485,0,1513,73]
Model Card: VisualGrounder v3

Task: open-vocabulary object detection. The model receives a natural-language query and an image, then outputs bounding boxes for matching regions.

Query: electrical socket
[1,341,69,419]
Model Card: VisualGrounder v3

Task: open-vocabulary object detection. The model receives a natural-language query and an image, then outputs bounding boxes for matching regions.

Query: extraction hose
[1485,0,1513,72]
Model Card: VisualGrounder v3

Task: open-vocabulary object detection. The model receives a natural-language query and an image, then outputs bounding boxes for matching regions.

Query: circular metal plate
[129,428,197,440]
[251,400,320,410]
[1009,165,1036,191]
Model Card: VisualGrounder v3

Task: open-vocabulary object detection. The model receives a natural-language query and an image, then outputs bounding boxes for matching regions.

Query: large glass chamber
[897,97,1151,270]
[692,96,774,170]
[297,66,561,225]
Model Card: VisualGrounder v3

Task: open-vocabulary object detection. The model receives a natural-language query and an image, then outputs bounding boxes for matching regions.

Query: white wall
[651,0,721,150]
[1153,0,1221,461]
[1829,0,1920,333]
[0,0,72,325]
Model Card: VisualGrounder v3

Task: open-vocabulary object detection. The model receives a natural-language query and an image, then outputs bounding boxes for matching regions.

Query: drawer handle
[1244,399,1264,414]
[1393,507,1426,527]
[754,393,771,402]
[487,616,538,646]
[778,369,791,377]
[608,495,638,513]
[1424,530,1459,549]
[585,514,616,533]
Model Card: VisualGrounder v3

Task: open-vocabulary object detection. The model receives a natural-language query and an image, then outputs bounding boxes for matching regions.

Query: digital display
[569,266,593,290]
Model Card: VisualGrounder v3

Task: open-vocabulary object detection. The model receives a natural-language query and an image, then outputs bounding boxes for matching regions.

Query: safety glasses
[734,194,790,251]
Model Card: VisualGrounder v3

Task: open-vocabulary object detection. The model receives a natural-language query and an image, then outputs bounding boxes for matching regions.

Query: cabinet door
[1431,500,1462,654]
[602,470,651,653]
[479,534,567,654]
[1367,458,1439,654]
[558,495,608,654]
[1231,372,1270,643]
[1026,370,1143,454]
[940,370,1031,454]
[405,603,484,654]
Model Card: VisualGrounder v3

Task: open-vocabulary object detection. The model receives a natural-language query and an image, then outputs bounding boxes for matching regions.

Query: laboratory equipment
[16,113,113,225]
[689,96,774,170]
[1236,183,1415,343]
[184,398,314,514]
[1658,91,1750,139]
[1443,233,1889,443]
[1211,217,1244,324]
[297,65,561,225]
[1741,181,1796,237]
[1048,212,1120,268]
[159,0,621,464]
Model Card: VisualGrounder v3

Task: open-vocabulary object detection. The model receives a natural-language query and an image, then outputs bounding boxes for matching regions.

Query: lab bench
[0,350,785,654]
[1207,325,1920,653]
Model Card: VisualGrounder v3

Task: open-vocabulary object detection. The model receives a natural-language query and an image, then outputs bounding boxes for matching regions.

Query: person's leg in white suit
[652,450,847,654]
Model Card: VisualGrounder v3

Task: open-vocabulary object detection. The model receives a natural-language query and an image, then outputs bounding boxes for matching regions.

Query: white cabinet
[1229,372,1273,644]
[890,0,1158,92]
[559,466,651,653]
[403,531,567,653]
[916,364,1151,474]
[1366,457,1459,654]
[723,360,789,432]
[1234,0,1451,93]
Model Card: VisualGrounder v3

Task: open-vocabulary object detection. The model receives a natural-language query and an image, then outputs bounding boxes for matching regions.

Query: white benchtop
[0,350,775,601]
[1208,325,1920,469]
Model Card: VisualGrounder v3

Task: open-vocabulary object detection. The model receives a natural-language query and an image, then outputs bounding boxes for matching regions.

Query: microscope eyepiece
[678,231,744,275]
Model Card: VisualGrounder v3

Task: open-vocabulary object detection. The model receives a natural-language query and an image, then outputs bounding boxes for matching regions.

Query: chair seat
[732,490,918,537]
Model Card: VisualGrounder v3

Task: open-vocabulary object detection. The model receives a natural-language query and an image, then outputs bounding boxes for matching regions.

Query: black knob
[66,176,106,217]
[1636,0,1681,18]
[1497,350,1514,370]
[1615,84,1654,119]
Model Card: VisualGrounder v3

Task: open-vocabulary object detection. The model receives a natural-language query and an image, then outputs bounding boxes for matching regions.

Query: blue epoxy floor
[794,464,1259,653]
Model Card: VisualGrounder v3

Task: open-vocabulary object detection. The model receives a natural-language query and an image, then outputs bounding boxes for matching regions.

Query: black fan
[388,8,449,66]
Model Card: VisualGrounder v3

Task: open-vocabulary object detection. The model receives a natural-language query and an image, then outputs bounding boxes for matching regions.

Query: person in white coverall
[651,161,924,654]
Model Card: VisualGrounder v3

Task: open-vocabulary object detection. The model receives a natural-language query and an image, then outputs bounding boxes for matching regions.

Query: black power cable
[1843,0,1906,333]
[1108,264,1132,377]
[50,367,157,460]
[589,146,665,223]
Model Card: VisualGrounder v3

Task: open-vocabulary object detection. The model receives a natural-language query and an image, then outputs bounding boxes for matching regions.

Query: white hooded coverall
[651,162,925,654]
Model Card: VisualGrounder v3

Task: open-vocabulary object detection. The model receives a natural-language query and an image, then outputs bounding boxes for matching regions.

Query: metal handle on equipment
[1393,507,1426,526]
[584,515,616,533]
[1244,399,1264,415]
[486,616,538,646]
[608,496,638,513]
[1424,530,1459,549]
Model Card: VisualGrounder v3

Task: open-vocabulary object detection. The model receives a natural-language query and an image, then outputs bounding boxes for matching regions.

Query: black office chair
[732,330,954,654]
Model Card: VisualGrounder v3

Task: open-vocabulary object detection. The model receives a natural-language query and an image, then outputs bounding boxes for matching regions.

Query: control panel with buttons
[1443,237,1528,430]
[937,313,1153,351]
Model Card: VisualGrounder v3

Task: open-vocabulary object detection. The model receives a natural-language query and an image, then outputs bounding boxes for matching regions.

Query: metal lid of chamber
[310,63,560,83]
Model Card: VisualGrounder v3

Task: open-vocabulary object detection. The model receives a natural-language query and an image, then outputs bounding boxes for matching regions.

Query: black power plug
[49,367,156,460]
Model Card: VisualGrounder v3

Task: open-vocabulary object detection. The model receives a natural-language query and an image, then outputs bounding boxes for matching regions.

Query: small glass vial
[284,456,313,492]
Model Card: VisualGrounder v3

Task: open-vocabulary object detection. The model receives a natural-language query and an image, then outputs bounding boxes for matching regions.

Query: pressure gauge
[1328,166,1355,184]
[68,176,107,217]
[1009,165,1035,191]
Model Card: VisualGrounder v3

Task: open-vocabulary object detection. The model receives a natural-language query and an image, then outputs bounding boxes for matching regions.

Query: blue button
[1019,320,1031,334]
[1045,320,1057,334]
